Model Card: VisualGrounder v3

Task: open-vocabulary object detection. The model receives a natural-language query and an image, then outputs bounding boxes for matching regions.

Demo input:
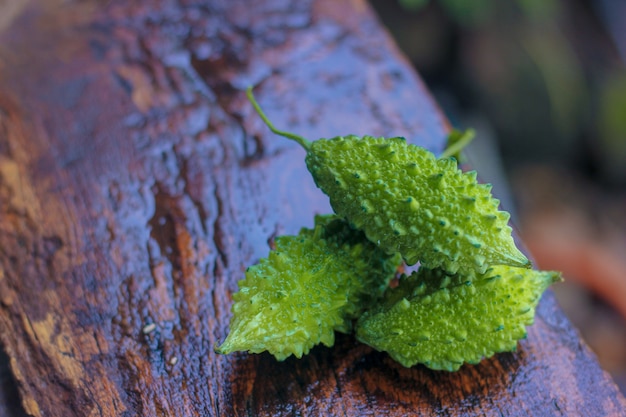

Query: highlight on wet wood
[0,0,625,416]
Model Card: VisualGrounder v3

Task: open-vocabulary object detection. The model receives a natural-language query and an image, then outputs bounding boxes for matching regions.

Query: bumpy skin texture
[216,215,402,360]
[306,135,530,273]
[355,266,561,371]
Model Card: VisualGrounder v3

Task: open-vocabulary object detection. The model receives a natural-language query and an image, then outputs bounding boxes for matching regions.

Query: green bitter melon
[215,215,402,360]
[355,265,562,371]
[247,87,530,274]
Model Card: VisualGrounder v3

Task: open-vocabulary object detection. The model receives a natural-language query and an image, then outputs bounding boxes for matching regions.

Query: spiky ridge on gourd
[215,215,402,360]
[306,135,530,273]
[355,265,561,371]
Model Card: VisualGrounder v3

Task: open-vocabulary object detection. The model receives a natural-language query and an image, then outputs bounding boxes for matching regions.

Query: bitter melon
[247,87,530,274]
[355,265,561,371]
[215,215,401,360]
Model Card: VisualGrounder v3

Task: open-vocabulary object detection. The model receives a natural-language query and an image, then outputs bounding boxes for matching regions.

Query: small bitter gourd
[355,265,562,371]
[215,215,401,360]
[247,87,529,274]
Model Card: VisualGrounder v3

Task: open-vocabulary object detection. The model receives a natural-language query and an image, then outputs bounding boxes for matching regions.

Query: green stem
[440,128,475,160]
[246,87,312,151]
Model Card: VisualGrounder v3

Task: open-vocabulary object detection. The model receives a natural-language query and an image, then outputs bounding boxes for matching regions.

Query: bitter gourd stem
[246,87,312,151]
[440,128,475,160]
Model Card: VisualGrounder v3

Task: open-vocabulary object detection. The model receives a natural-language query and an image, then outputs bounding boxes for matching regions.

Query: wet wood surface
[0,0,625,416]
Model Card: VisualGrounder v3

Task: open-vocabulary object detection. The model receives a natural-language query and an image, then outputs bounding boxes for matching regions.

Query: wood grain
[0,0,624,416]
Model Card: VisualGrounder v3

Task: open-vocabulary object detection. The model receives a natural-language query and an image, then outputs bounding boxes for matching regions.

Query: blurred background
[368,0,626,392]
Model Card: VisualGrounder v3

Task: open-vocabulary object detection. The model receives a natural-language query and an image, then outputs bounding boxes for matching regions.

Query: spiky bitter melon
[355,265,562,371]
[215,215,401,360]
[247,87,530,274]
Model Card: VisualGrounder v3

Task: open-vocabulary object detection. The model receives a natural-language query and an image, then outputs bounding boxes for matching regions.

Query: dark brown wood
[0,348,28,417]
[0,0,624,416]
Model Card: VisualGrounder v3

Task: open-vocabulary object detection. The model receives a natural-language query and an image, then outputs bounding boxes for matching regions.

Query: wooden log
[0,0,624,415]
[0,348,28,417]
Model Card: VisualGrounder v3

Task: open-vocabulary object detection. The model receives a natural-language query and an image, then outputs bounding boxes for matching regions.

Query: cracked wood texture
[0,0,625,416]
